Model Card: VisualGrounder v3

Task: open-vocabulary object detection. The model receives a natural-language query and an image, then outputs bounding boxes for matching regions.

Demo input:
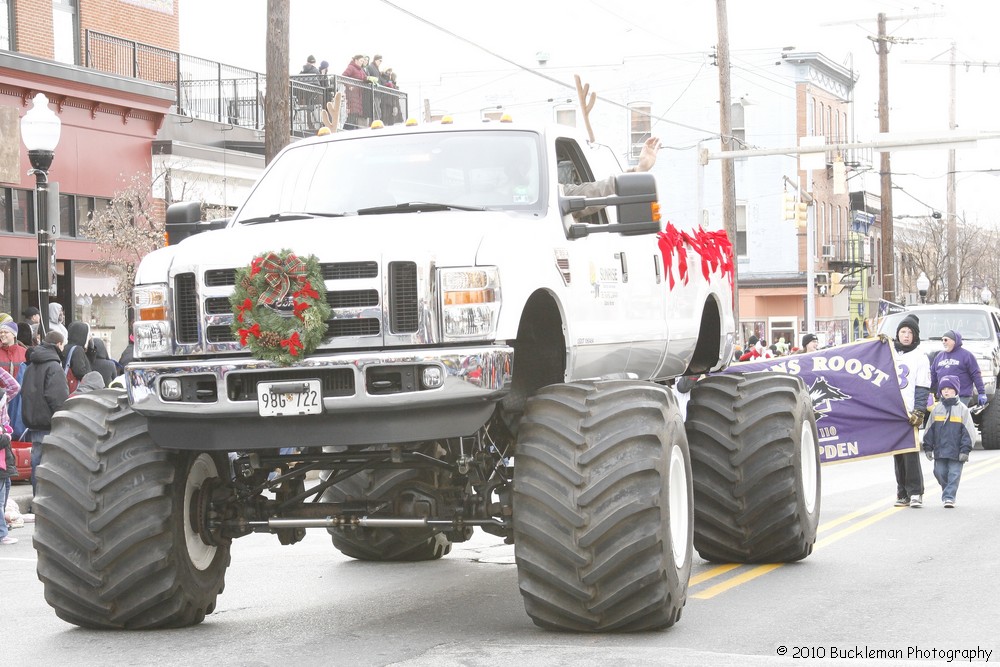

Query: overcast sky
[177,0,1000,221]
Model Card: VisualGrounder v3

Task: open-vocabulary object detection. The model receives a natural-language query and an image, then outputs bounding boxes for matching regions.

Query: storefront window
[11,189,33,234]
[76,196,93,239]
[0,188,10,233]
[1,0,11,52]
[59,192,75,237]
[0,258,11,316]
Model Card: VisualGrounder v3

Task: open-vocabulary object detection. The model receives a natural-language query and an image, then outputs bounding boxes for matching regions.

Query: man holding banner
[889,314,931,508]
[724,336,919,466]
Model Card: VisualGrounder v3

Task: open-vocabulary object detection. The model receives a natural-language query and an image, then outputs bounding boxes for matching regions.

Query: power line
[377,0,721,137]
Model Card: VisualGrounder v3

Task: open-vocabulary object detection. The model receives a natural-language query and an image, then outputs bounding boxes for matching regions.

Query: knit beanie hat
[896,314,920,340]
[0,320,17,335]
[941,329,957,342]
[938,375,961,394]
[801,333,818,348]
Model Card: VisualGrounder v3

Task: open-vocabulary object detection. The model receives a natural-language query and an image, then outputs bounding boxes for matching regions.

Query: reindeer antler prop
[320,90,344,134]
[574,74,597,143]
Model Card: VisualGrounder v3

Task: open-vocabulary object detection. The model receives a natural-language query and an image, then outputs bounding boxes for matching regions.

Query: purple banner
[722,339,918,464]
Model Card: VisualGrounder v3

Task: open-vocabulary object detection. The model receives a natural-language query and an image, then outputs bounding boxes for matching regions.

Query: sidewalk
[8,481,32,514]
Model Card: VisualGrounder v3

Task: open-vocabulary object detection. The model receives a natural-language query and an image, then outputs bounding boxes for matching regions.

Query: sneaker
[0,536,17,545]
[894,497,909,507]
[944,499,955,508]
[909,495,923,508]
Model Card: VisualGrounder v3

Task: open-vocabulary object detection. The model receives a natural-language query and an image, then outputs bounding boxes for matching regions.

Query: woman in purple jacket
[930,330,986,406]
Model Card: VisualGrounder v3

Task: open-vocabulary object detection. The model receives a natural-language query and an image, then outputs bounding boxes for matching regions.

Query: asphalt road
[3,450,999,666]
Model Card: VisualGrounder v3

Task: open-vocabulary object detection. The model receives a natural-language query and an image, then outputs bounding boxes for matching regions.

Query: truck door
[555,138,667,380]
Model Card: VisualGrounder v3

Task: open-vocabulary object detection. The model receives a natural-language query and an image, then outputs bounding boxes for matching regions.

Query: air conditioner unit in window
[821,244,835,258]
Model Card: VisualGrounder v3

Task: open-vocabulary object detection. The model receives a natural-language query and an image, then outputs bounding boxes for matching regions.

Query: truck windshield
[880,309,996,341]
[236,130,546,222]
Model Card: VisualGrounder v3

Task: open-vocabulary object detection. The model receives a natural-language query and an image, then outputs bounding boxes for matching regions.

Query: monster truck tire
[33,390,231,629]
[978,399,1000,450]
[320,451,452,561]
[685,372,821,563]
[512,380,692,632]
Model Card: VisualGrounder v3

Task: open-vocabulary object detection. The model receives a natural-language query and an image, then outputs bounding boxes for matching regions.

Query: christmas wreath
[229,249,331,366]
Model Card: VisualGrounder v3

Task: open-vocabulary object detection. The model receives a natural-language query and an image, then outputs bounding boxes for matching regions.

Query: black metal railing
[85,30,407,136]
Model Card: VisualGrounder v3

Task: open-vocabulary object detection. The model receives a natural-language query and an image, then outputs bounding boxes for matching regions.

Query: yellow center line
[818,496,896,533]
[692,563,783,599]
[689,563,740,586]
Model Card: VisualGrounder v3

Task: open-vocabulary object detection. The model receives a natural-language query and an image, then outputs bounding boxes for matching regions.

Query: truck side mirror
[614,172,658,225]
[165,202,229,245]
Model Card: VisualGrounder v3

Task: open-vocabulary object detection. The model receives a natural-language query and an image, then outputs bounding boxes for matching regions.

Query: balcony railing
[84,30,407,136]
[822,236,873,267]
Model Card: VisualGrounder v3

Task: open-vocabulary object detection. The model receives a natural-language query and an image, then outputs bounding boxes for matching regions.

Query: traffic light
[782,191,809,226]
[782,192,796,221]
[830,272,846,296]
[794,201,808,227]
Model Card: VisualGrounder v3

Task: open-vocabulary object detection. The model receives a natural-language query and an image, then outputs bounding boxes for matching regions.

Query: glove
[908,411,924,427]
[0,432,9,448]
[959,453,969,463]
[978,394,988,406]
[925,450,934,461]
[877,333,890,344]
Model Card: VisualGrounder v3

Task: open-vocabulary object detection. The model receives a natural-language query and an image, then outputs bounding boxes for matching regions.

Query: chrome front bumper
[127,345,513,417]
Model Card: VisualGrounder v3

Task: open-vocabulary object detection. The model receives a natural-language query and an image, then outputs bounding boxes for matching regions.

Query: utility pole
[264,0,290,164]
[715,0,739,331]
[903,50,1000,302]
[946,42,958,301]
[875,13,895,302]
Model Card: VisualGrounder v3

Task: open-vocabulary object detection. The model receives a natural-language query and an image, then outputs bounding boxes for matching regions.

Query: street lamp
[916,271,930,304]
[20,93,61,335]
[982,286,993,305]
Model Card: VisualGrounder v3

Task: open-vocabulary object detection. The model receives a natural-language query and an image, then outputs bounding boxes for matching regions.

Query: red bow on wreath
[281,331,304,357]
[238,323,261,345]
[258,252,308,306]
[235,297,254,323]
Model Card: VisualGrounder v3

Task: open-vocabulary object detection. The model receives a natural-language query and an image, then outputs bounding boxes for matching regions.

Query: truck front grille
[389,262,418,333]
[174,273,200,344]
[173,260,421,350]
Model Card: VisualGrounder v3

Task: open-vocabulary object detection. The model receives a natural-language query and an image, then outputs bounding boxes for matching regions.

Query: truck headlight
[439,268,500,340]
[133,284,173,356]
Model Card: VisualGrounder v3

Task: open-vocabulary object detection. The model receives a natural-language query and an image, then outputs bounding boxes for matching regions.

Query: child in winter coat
[922,374,975,508]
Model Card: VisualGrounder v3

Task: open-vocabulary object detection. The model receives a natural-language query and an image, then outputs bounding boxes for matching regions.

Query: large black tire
[512,380,692,632]
[978,399,1000,450]
[33,390,231,629]
[320,447,452,561]
[685,372,821,563]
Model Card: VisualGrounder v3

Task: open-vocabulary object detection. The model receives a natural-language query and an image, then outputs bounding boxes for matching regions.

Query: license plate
[257,379,323,417]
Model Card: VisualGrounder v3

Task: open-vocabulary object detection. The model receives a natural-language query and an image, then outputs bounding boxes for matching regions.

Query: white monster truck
[33,121,821,631]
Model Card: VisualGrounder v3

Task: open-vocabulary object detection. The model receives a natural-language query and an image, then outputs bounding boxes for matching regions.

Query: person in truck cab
[559,136,661,219]
[562,136,661,200]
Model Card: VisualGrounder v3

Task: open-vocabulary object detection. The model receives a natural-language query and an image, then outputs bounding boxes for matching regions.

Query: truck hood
[150,212,529,276]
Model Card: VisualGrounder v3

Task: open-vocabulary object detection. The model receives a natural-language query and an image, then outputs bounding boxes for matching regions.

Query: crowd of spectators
[294,52,403,130]
[0,307,132,538]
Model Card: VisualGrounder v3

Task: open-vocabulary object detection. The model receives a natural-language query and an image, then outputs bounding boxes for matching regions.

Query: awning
[73,264,118,297]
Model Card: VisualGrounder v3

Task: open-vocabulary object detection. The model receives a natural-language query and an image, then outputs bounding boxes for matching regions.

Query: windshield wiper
[355,202,486,215]
[239,211,346,225]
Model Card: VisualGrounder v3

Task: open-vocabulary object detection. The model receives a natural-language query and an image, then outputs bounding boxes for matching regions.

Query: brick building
[0,0,244,356]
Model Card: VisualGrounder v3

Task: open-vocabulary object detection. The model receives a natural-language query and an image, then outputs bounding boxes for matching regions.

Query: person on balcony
[300,55,319,75]
[341,54,369,128]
